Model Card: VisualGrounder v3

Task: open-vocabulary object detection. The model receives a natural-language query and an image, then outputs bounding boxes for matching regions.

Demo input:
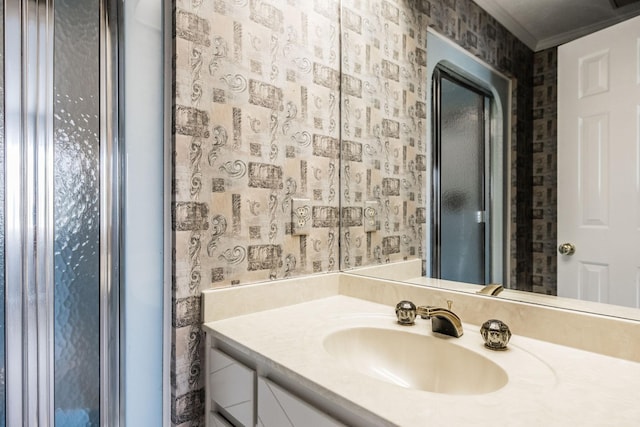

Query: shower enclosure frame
[3,0,121,425]
[431,64,493,284]
[425,29,511,287]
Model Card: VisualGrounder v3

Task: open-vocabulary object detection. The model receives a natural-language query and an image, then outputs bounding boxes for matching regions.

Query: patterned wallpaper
[532,47,558,295]
[174,0,342,291]
[170,0,535,424]
[171,0,342,424]
[339,0,428,269]
[338,0,534,285]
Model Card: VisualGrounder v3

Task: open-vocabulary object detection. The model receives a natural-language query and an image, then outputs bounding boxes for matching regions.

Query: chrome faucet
[395,300,464,338]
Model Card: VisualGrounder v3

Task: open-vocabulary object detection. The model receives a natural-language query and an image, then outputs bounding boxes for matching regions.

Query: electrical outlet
[291,198,311,235]
[364,200,378,232]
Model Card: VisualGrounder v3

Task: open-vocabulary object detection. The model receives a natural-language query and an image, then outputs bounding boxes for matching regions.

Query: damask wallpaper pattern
[171,0,535,424]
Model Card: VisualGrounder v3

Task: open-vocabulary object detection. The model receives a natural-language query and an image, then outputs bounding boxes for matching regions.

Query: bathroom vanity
[202,273,640,427]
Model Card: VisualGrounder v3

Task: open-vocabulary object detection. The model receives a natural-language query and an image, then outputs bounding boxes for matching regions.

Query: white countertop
[204,294,640,426]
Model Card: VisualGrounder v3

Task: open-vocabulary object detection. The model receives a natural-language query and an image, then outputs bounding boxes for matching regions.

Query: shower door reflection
[433,67,492,285]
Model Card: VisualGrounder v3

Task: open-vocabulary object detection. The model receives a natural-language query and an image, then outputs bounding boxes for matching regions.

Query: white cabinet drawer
[209,348,255,427]
[257,377,344,427]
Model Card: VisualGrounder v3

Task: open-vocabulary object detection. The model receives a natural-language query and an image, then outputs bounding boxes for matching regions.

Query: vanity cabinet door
[208,411,234,427]
[209,348,255,427]
[257,377,344,427]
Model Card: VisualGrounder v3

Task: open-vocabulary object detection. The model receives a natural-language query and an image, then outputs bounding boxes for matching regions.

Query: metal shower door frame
[431,64,493,284]
[3,0,121,425]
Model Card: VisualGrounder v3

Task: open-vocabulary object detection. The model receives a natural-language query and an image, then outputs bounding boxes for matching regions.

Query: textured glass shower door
[54,0,101,424]
[3,0,119,425]
[433,68,491,284]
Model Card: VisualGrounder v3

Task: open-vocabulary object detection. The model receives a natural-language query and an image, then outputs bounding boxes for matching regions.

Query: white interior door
[558,15,640,307]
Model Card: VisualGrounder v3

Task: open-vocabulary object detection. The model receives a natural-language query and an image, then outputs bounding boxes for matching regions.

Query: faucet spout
[477,283,504,296]
[416,306,464,338]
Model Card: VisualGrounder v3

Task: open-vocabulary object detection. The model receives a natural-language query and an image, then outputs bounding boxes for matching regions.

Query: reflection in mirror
[433,67,492,285]
[339,0,428,272]
[340,1,640,320]
[556,15,640,310]
[340,0,528,290]
[427,31,511,291]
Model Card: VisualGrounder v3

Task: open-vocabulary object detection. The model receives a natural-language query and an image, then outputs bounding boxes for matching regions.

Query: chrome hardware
[395,300,417,325]
[395,300,463,337]
[558,242,576,256]
[477,283,504,296]
[480,319,511,350]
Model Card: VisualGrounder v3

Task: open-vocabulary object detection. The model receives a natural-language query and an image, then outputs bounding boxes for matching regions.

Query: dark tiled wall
[171,0,535,424]
[532,47,558,295]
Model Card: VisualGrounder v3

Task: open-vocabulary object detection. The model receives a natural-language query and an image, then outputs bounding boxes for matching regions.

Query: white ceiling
[473,0,640,51]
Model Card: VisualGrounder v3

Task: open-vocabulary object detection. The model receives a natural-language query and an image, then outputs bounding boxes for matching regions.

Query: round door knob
[558,243,576,256]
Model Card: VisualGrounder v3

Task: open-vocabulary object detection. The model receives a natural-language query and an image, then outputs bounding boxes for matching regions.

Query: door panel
[578,113,609,226]
[558,15,640,307]
[578,50,609,98]
[578,262,610,302]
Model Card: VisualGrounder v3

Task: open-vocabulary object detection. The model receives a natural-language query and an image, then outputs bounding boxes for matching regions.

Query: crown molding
[536,7,640,50]
[473,0,538,51]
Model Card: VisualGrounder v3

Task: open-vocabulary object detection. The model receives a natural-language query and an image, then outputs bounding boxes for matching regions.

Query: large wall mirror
[337,0,640,321]
[170,0,640,322]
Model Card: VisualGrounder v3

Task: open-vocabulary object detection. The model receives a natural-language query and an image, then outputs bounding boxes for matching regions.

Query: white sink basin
[323,327,508,395]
